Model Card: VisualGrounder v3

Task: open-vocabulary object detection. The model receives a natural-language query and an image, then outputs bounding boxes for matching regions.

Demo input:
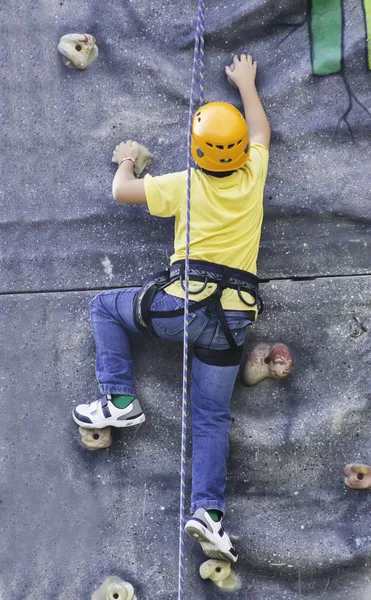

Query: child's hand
[112,140,140,165]
[225,55,257,91]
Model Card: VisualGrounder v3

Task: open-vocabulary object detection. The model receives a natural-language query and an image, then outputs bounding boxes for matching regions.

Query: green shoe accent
[111,394,135,409]
[208,510,222,522]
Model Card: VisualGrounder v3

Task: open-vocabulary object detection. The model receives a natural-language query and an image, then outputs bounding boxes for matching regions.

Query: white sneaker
[72,395,145,429]
[185,508,238,563]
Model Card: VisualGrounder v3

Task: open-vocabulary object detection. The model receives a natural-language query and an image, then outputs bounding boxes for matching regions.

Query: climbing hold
[199,560,241,591]
[78,426,112,450]
[112,143,153,177]
[92,577,137,600]
[58,34,98,70]
[200,559,231,582]
[227,62,238,89]
[344,464,371,489]
[349,315,368,338]
[242,343,293,386]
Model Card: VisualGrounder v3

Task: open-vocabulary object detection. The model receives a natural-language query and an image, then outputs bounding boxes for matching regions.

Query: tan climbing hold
[79,426,112,450]
[92,577,136,600]
[58,33,98,70]
[344,464,371,489]
[243,342,293,386]
[199,560,241,591]
[112,143,153,177]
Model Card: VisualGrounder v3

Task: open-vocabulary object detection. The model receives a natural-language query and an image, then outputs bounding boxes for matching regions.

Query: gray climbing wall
[1,0,371,598]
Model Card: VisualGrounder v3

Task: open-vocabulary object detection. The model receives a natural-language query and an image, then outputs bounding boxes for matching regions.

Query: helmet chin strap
[201,168,236,178]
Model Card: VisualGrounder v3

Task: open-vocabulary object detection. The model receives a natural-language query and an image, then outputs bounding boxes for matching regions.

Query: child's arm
[225,55,271,149]
[112,140,147,204]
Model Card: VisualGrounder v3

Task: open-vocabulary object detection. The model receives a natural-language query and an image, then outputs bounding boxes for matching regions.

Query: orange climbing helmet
[191,102,250,172]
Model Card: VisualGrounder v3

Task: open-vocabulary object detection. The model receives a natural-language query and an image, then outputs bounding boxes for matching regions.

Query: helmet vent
[220,158,232,163]
[237,139,242,145]
[206,142,213,147]
[198,117,201,122]
[216,145,224,150]
[228,143,235,149]
[197,148,204,158]
[244,143,249,154]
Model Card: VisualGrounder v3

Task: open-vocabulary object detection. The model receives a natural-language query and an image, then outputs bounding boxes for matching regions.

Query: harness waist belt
[169,260,259,295]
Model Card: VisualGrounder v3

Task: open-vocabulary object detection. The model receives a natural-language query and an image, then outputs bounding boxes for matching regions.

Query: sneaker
[72,395,145,429]
[185,508,238,563]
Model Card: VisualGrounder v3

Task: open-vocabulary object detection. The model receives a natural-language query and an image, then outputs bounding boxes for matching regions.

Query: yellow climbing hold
[58,33,98,70]
[92,577,137,600]
[199,559,241,592]
[112,143,153,177]
[199,559,231,582]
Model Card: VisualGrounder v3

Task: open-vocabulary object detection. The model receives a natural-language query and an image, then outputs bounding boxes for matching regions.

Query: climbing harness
[133,259,262,351]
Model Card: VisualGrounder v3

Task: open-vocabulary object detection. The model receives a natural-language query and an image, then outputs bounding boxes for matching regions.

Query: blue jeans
[90,287,251,514]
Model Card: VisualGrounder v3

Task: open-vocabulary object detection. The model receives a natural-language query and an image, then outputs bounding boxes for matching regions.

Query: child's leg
[190,355,240,515]
[185,354,240,563]
[72,288,144,429]
[89,288,140,395]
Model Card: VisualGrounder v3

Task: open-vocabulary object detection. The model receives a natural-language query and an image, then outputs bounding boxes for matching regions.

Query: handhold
[92,577,136,600]
[199,559,231,582]
[78,426,112,450]
[199,560,241,591]
[344,464,371,489]
[58,33,99,70]
[112,143,153,177]
[242,342,293,386]
[227,62,238,89]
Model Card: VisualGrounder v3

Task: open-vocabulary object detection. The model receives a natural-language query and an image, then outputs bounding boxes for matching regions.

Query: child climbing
[73,54,271,564]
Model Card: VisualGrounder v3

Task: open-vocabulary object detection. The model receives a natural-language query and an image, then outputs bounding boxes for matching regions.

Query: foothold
[344,464,371,489]
[58,33,99,70]
[112,143,153,177]
[92,577,137,600]
[227,62,238,89]
[242,343,293,386]
[199,560,241,591]
[349,315,368,338]
[78,426,112,450]
[199,559,231,582]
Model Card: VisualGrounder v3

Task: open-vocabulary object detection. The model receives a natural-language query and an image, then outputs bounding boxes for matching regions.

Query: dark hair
[201,169,236,178]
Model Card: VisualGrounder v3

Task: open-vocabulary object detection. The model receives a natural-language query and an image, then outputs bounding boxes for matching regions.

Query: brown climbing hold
[58,33,99,70]
[92,577,137,600]
[344,464,371,489]
[199,559,241,591]
[242,342,293,386]
[78,426,112,450]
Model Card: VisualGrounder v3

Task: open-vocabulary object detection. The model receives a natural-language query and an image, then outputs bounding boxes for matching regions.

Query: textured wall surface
[1,0,371,598]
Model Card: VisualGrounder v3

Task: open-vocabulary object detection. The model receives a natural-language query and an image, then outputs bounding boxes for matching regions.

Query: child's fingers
[225,65,232,76]
[247,55,253,65]
[233,54,239,65]
[240,53,247,62]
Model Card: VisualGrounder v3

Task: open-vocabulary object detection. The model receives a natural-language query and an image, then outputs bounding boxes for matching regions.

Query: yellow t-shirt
[144,143,269,313]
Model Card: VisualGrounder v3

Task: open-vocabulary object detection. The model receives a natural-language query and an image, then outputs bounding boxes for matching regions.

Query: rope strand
[178,2,206,599]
